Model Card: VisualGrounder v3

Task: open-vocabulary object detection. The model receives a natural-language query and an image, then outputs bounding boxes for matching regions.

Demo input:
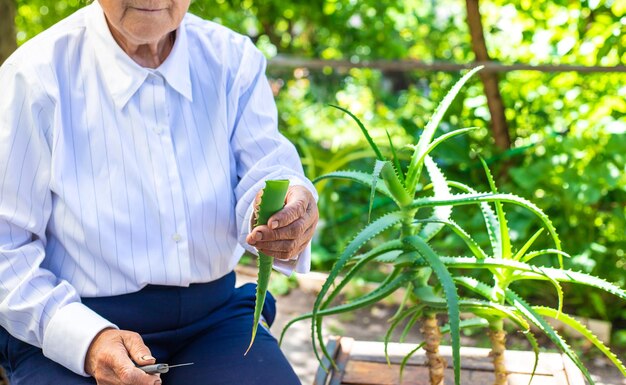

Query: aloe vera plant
[280,67,626,385]
[245,179,289,355]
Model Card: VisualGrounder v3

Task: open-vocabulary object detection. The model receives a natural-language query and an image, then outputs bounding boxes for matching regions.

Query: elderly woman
[0,0,318,384]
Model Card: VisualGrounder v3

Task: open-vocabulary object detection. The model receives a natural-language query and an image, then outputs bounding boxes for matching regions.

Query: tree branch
[465,0,511,150]
[0,0,17,65]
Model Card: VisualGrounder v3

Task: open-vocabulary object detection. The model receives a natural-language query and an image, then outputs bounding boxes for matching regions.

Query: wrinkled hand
[85,328,161,385]
[247,185,318,261]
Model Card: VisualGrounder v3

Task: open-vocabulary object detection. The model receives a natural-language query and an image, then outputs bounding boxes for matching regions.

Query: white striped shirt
[0,1,315,376]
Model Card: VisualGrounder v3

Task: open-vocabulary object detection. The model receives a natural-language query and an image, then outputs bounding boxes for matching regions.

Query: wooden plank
[329,337,354,385]
[315,339,585,385]
[561,354,585,385]
[347,341,563,375]
[340,361,559,385]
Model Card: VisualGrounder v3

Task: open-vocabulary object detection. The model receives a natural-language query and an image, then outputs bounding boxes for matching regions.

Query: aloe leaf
[327,241,405,310]
[435,256,626,303]
[314,149,382,192]
[311,212,405,363]
[399,342,426,381]
[390,281,414,321]
[314,170,393,199]
[540,271,564,318]
[386,129,405,185]
[512,228,544,261]
[533,306,626,376]
[330,104,384,161]
[523,329,541,385]
[406,192,561,252]
[280,272,410,347]
[314,272,412,368]
[405,66,483,193]
[418,156,453,241]
[452,277,530,330]
[505,290,595,384]
[479,157,511,259]
[412,127,481,183]
[447,181,503,259]
[521,248,572,264]
[400,310,421,343]
[404,235,461,385]
[414,218,487,259]
[381,161,413,207]
[369,160,386,222]
[517,268,626,301]
[245,179,289,355]
[384,306,422,365]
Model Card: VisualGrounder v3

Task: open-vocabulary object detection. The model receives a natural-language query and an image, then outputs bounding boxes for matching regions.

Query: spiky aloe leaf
[314,271,412,368]
[406,192,561,251]
[384,306,423,365]
[390,281,414,321]
[512,228,544,261]
[505,290,595,384]
[400,341,426,381]
[479,157,512,260]
[369,160,386,222]
[400,310,421,343]
[533,306,626,376]
[314,170,393,199]
[432,256,626,304]
[325,241,405,311]
[311,212,405,363]
[521,248,572,263]
[451,277,530,330]
[411,127,481,186]
[403,235,461,385]
[381,161,413,207]
[447,180,502,260]
[329,104,384,161]
[280,271,411,348]
[414,218,488,259]
[418,156,453,241]
[443,257,563,315]
[385,129,405,185]
[516,268,626,301]
[245,179,289,355]
[540,271,564,318]
[405,66,484,194]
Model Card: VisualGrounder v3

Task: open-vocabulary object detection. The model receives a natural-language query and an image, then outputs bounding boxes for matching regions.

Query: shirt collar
[86,1,193,109]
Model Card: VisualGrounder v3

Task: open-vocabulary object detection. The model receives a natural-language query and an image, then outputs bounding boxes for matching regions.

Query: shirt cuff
[42,302,118,376]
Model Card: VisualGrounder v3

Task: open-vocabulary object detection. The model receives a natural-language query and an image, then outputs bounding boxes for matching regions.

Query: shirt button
[153,127,162,134]
[172,233,183,242]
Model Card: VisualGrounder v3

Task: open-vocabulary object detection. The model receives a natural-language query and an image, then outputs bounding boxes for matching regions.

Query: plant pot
[314,337,585,385]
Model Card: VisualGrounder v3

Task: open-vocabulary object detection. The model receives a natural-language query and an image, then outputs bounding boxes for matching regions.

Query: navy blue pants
[0,271,301,384]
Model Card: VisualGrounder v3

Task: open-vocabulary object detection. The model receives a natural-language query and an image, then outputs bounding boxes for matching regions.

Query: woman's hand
[247,185,318,261]
[85,328,161,385]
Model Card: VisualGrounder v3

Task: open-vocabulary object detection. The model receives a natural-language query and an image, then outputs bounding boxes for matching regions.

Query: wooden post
[0,0,17,65]
[465,0,511,151]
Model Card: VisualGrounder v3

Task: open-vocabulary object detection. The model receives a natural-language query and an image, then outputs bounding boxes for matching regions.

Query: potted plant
[280,67,626,385]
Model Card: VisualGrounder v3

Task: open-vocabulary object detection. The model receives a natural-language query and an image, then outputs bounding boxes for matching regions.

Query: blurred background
[1,0,625,351]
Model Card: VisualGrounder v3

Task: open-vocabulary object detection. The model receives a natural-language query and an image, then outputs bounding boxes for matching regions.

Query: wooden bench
[314,337,585,385]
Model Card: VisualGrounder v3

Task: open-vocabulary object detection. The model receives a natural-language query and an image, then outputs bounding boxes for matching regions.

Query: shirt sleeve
[0,61,116,376]
[228,39,318,275]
